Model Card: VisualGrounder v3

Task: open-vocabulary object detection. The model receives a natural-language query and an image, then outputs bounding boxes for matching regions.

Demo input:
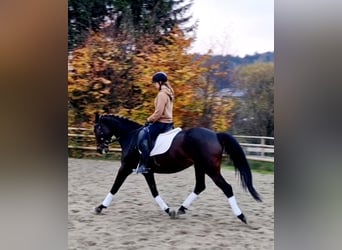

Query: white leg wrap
[102,193,114,207]
[182,192,198,209]
[154,195,169,210]
[228,196,242,216]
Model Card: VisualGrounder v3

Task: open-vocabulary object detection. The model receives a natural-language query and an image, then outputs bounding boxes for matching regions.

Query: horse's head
[94,113,113,154]
[94,113,143,154]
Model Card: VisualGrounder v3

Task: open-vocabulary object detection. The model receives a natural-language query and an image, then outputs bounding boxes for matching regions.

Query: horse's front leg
[95,164,133,214]
[143,173,175,217]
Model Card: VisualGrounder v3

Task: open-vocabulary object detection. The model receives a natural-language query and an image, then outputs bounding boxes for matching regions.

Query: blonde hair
[160,82,174,101]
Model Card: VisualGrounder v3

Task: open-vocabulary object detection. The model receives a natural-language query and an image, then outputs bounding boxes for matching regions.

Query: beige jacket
[147,85,174,123]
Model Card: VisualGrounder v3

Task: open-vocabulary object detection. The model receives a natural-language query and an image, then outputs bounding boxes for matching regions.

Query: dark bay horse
[94,113,262,224]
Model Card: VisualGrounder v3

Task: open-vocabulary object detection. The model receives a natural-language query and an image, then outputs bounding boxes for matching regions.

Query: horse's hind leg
[177,165,206,215]
[207,171,247,224]
[95,165,132,214]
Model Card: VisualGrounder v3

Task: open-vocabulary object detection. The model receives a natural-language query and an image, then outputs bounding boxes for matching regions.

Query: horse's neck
[103,117,127,137]
[105,116,140,135]
[102,116,141,151]
[119,129,140,154]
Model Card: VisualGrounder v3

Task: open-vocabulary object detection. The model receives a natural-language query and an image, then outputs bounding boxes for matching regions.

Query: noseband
[97,122,119,148]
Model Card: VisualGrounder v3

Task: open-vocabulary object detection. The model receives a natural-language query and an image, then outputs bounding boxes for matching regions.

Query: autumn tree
[117,27,205,127]
[118,28,235,131]
[68,26,236,131]
[68,32,141,126]
[193,52,235,131]
[231,62,274,136]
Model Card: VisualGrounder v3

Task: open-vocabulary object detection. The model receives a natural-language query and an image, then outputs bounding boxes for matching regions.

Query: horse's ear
[95,112,100,123]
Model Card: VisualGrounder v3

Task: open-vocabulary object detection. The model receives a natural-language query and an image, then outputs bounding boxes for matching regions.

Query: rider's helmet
[152,72,167,83]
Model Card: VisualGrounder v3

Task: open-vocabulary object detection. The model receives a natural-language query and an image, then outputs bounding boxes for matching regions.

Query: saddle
[150,128,182,156]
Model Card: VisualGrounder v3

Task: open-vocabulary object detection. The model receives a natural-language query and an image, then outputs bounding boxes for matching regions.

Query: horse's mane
[101,114,142,131]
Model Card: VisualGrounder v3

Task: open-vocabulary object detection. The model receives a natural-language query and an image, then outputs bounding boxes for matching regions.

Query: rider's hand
[144,121,152,126]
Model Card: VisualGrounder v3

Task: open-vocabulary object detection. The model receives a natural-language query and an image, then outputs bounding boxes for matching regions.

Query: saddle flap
[150,128,182,156]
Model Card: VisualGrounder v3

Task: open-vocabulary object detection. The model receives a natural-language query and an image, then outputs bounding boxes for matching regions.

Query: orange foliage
[119,27,207,127]
[68,28,235,131]
[68,32,138,125]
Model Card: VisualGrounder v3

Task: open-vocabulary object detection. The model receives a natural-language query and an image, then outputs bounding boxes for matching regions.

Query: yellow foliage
[125,27,208,127]
[68,27,235,131]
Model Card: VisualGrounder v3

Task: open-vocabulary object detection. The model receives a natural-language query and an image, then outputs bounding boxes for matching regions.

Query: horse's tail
[217,132,262,202]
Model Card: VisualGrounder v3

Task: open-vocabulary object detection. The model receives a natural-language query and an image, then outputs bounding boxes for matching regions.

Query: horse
[93,113,262,224]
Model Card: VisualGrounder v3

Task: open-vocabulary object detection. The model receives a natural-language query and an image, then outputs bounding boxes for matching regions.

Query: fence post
[260,137,265,157]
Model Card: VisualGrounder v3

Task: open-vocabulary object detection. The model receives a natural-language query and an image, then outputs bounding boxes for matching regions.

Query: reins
[98,114,144,153]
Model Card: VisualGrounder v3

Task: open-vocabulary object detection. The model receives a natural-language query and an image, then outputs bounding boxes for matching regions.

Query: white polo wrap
[102,193,114,207]
[182,192,198,208]
[228,196,242,216]
[154,195,169,210]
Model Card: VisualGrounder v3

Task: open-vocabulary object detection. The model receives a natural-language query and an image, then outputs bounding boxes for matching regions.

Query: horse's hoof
[177,205,187,215]
[95,206,102,214]
[237,213,247,224]
[177,210,185,215]
[169,210,177,219]
[95,204,106,214]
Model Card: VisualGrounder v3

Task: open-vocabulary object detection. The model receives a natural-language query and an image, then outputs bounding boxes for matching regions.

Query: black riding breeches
[137,122,173,155]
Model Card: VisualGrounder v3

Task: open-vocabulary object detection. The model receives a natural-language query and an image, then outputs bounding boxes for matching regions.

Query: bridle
[96,121,120,154]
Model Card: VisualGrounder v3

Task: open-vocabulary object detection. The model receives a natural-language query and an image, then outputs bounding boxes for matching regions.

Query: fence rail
[68,127,274,162]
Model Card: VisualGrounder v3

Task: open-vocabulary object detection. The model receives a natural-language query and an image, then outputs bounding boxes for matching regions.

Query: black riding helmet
[152,72,167,83]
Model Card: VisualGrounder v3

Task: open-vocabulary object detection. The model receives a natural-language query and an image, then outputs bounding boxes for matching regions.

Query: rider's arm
[147,92,168,123]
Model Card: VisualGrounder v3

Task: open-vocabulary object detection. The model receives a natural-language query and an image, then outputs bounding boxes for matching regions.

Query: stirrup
[133,165,150,174]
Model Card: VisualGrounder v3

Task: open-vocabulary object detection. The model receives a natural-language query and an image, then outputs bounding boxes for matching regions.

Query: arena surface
[68,158,274,249]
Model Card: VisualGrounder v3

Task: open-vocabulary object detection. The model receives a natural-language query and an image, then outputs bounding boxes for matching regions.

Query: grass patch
[222,159,274,174]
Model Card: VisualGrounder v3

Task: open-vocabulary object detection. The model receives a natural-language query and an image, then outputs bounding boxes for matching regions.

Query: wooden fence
[68,127,274,162]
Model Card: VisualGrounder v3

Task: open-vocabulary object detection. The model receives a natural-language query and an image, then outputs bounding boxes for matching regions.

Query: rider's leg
[136,138,150,173]
[135,122,173,174]
[136,127,150,174]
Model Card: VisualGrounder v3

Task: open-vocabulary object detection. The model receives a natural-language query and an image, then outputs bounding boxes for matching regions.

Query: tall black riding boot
[136,139,150,174]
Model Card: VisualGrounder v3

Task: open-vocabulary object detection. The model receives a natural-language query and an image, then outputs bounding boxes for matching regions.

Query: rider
[135,72,175,174]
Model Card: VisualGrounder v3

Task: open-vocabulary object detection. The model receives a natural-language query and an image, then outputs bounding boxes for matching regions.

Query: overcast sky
[188,0,274,57]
